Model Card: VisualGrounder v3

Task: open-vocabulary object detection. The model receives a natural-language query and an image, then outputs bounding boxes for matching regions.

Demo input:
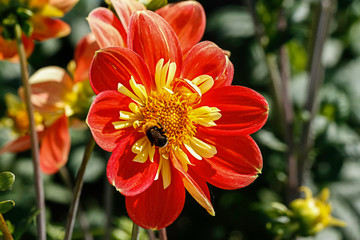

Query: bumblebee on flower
[86,10,268,230]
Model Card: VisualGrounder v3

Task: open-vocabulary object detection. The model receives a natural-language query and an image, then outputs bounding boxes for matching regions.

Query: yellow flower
[2,93,44,136]
[290,186,345,236]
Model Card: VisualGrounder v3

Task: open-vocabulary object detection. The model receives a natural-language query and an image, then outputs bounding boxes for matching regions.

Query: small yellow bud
[290,186,345,236]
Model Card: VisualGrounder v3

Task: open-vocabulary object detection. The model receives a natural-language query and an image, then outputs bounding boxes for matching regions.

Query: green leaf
[0,172,15,191]
[322,39,343,68]
[255,130,287,152]
[208,7,255,39]
[0,200,15,214]
[139,0,167,11]
[13,208,40,240]
[44,183,72,204]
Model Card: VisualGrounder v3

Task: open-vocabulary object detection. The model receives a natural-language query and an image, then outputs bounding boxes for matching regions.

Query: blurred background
[1,0,360,239]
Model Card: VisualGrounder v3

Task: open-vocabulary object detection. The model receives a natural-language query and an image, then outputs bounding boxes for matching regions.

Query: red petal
[86,90,135,152]
[213,55,234,89]
[23,66,72,114]
[171,152,214,216]
[90,47,153,94]
[49,0,79,13]
[191,133,262,190]
[0,35,34,62]
[182,41,226,81]
[128,10,182,78]
[125,164,185,229]
[198,86,269,135]
[0,131,44,154]
[156,1,205,54]
[31,16,70,41]
[40,115,70,174]
[73,33,99,83]
[110,0,145,33]
[88,8,127,48]
[107,132,159,196]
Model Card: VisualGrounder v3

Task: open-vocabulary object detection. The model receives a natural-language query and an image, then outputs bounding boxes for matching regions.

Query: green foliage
[0,172,15,214]
[208,7,255,39]
[0,172,15,191]
[139,0,167,11]
[0,200,15,214]
[112,217,149,240]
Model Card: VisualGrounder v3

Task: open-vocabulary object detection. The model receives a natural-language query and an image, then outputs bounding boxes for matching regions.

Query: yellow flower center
[13,110,30,134]
[4,93,44,135]
[141,91,196,147]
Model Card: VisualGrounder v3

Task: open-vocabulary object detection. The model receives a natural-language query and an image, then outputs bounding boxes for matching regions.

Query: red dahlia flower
[87,10,269,229]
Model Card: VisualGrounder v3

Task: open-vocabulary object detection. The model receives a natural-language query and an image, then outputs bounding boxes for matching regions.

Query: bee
[143,122,168,148]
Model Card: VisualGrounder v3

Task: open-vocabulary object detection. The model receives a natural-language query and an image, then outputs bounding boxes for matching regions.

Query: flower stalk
[131,222,140,240]
[64,136,95,240]
[104,178,114,240]
[14,24,46,240]
[159,228,167,240]
[0,213,13,240]
[59,168,93,240]
[245,0,298,202]
[298,0,336,185]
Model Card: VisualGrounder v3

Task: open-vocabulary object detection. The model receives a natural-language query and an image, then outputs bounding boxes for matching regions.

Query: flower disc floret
[141,90,196,146]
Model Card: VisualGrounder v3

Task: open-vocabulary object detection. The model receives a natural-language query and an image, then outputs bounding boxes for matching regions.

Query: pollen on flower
[4,93,44,135]
[140,90,196,147]
[13,110,30,134]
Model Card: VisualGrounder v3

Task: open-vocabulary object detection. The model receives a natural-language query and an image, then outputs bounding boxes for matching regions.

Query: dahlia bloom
[87,10,268,229]
[88,0,205,54]
[0,0,78,61]
[0,34,96,174]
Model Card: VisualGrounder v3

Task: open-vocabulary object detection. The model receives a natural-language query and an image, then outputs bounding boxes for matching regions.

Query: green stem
[64,136,95,240]
[147,230,156,240]
[0,213,13,240]
[131,222,140,240]
[278,9,297,203]
[14,24,46,240]
[245,0,298,201]
[298,0,336,185]
[159,228,167,240]
[103,178,113,240]
[59,168,93,240]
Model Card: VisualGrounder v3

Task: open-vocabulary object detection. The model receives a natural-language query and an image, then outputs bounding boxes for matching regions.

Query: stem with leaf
[0,213,13,240]
[14,24,46,240]
[64,136,95,240]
